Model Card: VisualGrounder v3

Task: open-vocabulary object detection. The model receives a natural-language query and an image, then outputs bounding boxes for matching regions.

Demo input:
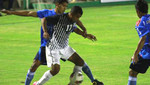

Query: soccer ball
[68,71,83,85]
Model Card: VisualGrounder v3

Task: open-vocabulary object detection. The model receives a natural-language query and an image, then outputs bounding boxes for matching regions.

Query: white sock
[37,70,53,85]
[28,69,35,75]
[73,66,82,72]
[129,76,137,81]
[128,76,137,85]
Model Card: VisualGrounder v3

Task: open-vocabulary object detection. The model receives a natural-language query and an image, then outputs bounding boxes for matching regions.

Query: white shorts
[46,46,76,67]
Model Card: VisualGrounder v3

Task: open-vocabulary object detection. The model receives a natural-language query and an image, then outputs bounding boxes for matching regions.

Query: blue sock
[25,70,35,85]
[82,63,95,82]
[128,76,137,85]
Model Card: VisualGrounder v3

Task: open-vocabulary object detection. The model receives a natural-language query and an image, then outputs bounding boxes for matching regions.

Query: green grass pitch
[0,4,150,85]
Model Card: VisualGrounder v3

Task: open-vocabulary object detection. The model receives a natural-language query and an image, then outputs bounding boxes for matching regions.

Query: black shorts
[130,55,150,73]
[34,46,47,65]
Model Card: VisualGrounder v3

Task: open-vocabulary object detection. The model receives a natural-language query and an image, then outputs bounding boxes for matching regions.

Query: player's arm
[74,28,97,41]
[132,35,146,64]
[76,20,87,35]
[41,18,49,39]
[74,28,86,38]
[1,10,37,17]
[41,15,59,39]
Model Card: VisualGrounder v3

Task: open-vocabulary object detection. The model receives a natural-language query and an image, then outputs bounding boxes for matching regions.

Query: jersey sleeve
[46,15,60,25]
[37,9,50,18]
[71,23,77,32]
[136,18,150,38]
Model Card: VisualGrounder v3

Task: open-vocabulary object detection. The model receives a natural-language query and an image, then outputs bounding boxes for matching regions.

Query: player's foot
[92,79,104,85]
[33,81,40,85]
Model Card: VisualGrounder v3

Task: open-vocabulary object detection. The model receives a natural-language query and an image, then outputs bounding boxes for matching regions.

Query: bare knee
[50,64,60,76]
[129,69,138,77]
[68,53,84,66]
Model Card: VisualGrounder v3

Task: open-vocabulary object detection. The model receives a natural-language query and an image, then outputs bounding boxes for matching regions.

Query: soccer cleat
[92,79,104,85]
[33,81,40,85]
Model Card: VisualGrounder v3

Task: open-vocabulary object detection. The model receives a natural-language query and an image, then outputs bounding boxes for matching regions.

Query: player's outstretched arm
[76,20,87,35]
[74,28,86,38]
[74,28,97,41]
[41,18,50,39]
[132,35,146,64]
[1,9,37,17]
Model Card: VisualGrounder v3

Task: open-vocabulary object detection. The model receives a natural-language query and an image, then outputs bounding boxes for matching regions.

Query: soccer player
[127,0,150,85]
[33,6,100,85]
[2,0,103,85]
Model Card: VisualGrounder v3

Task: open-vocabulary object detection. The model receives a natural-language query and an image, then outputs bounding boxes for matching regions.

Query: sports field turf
[0,4,150,85]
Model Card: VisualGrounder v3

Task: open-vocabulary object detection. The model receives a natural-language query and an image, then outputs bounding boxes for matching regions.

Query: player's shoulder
[38,9,54,12]
[138,14,150,26]
[141,14,150,22]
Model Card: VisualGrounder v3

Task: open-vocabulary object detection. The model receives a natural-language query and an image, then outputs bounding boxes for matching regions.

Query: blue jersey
[37,9,56,47]
[135,14,150,59]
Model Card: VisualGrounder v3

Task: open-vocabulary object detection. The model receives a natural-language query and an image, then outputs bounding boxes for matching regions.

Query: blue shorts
[34,46,47,65]
[130,55,150,73]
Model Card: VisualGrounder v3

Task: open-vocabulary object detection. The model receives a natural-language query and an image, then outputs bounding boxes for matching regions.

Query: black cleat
[92,79,104,85]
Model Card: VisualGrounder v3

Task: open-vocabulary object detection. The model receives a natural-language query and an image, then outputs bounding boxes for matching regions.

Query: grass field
[1,4,150,85]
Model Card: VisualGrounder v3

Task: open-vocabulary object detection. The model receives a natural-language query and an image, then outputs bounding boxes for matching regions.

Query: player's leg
[82,63,104,85]
[25,47,46,85]
[82,62,95,82]
[34,47,61,85]
[71,57,104,85]
[128,69,138,85]
[62,46,103,85]
[127,55,149,85]
[68,52,84,72]
[25,58,41,85]
[34,64,60,85]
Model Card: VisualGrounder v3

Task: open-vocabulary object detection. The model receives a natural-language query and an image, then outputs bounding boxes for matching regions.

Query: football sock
[25,69,35,85]
[73,66,82,72]
[82,63,95,82]
[37,70,53,85]
[128,76,137,85]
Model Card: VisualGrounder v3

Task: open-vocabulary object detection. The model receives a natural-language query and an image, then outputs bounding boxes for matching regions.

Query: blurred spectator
[0,0,3,16]
[0,0,14,10]
[0,0,3,10]
[8,0,14,10]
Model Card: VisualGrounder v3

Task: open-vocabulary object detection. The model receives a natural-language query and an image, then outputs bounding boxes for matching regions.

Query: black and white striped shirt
[46,13,76,50]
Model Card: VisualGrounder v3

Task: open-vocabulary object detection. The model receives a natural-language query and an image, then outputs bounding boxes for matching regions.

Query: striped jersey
[46,13,76,50]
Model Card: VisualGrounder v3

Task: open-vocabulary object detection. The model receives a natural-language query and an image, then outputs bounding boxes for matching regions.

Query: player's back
[136,14,150,59]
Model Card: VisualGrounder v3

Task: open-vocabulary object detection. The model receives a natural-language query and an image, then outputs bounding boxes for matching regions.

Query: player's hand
[86,34,97,41]
[131,56,139,64]
[1,9,11,15]
[43,32,50,39]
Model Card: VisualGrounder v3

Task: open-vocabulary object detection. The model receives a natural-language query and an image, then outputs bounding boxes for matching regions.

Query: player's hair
[70,6,83,15]
[53,0,69,4]
[135,0,148,13]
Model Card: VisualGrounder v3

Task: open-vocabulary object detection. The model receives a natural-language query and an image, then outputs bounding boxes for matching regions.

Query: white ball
[69,72,83,85]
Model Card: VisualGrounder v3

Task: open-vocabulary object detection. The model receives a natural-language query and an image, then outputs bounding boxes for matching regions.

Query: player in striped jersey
[2,1,103,85]
[33,6,103,85]
[127,0,150,85]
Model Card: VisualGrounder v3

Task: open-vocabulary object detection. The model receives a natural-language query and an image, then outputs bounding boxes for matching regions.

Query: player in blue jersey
[127,0,150,85]
[2,0,103,85]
